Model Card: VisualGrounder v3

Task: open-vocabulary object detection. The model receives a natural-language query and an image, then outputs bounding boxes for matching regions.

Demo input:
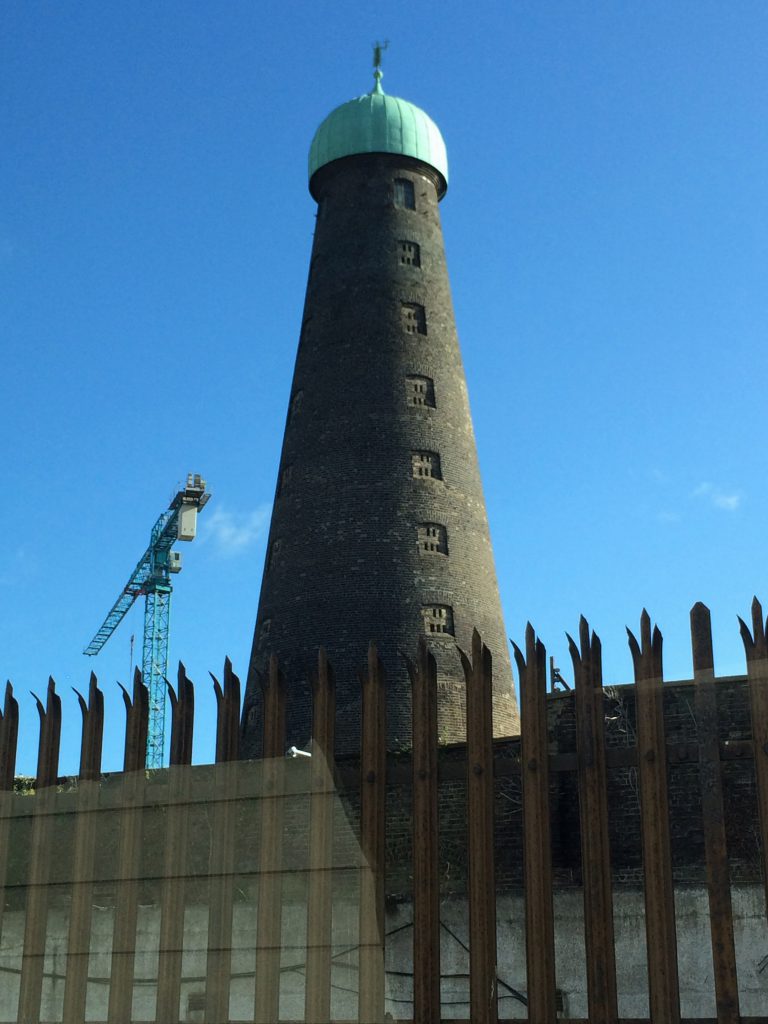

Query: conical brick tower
[242,64,519,755]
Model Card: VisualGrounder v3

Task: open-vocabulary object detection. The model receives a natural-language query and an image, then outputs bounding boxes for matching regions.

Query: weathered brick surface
[325,676,761,898]
[242,153,518,755]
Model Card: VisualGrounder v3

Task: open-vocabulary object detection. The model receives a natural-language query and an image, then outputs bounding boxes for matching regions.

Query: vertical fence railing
[0,682,19,970]
[305,648,335,1024]
[408,637,440,1024]
[155,664,195,1023]
[739,597,768,922]
[17,677,61,1024]
[254,654,287,1024]
[691,602,740,1023]
[2,599,768,1023]
[628,611,681,1024]
[61,673,104,1024]
[461,630,498,1024]
[569,617,618,1024]
[107,668,149,1024]
[358,642,386,1024]
[205,657,242,1024]
[514,625,557,1023]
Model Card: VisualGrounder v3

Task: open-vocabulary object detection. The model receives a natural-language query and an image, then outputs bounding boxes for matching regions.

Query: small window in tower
[422,605,454,636]
[258,619,272,646]
[277,464,293,496]
[399,240,421,267]
[411,451,442,480]
[267,538,282,570]
[401,303,427,335]
[405,375,435,408]
[418,523,448,555]
[394,178,415,209]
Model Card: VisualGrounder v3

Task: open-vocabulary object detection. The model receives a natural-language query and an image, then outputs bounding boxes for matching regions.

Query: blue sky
[2,2,766,775]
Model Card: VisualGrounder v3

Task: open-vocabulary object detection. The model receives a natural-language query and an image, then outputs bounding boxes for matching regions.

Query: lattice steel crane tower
[84,474,210,767]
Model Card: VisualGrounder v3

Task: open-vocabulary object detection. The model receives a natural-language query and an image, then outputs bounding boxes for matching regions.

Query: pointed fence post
[407,637,440,1024]
[513,625,556,1024]
[0,682,19,790]
[0,682,19,989]
[18,677,61,1024]
[205,657,242,1024]
[305,648,336,1024]
[460,630,498,1024]
[738,597,768,921]
[358,642,386,1024]
[568,617,617,1024]
[690,602,740,1023]
[254,654,287,1024]
[108,668,149,1024]
[62,673,104,1024]
[628,611,680,1023]
[156,664,195,1024]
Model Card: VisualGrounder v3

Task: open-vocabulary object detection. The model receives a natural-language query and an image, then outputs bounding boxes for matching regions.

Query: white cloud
[657,510,681,524]
[712,492,741,511]
[692,482,742,511]
[201,505,270,556]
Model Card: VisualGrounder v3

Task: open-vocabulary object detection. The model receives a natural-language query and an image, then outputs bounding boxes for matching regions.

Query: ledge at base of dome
[309,152,447,204]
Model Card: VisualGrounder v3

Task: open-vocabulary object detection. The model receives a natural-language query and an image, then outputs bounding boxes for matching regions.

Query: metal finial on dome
[372,39,388,94]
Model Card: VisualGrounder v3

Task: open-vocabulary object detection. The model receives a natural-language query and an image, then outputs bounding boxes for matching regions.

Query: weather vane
[373,39,389,73]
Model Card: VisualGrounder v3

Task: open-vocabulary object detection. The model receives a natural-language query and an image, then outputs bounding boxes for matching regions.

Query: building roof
[308,71,449,195]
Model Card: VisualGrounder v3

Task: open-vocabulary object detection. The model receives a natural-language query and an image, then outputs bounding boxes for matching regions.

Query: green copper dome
[309,72,448,196]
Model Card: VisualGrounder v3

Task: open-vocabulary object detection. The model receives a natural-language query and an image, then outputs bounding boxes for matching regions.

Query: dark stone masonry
[242,152,518,756]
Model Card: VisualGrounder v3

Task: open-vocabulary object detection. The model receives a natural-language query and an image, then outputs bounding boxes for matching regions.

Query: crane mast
[84,473,210,767]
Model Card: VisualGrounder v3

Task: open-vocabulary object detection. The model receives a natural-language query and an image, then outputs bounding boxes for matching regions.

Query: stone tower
[242,67,519,755]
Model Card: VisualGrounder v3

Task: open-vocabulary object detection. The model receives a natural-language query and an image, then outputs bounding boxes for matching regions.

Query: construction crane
[84,474,211,768]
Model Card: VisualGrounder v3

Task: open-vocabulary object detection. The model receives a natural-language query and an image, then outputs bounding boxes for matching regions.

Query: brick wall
[327,674,761,897]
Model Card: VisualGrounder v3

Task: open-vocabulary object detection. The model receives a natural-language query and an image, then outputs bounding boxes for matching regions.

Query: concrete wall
[1,886,766,1021]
